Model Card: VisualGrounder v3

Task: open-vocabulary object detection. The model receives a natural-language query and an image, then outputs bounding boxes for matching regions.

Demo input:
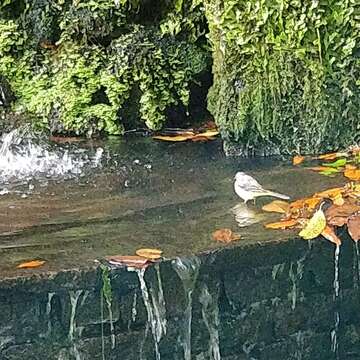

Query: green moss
[0,0,209,135]
[205,0,360,154]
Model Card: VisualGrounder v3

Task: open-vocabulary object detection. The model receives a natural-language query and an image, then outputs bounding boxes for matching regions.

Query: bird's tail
[265,191,290,200]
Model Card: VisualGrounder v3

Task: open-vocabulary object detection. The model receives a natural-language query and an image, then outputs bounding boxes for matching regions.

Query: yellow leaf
[262,200,290,214]
[17,260,46,269]
[298,207,326,240]
[135,248,163,260]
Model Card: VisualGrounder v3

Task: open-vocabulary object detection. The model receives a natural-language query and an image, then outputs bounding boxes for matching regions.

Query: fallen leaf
[308,166,339,173]
[152,134,194,142]
[298,207,326,240]
[136,248,163,260]
[153,129,219,142]
[314,187,344,199]
[322,158,347,168]
[265,219,299,230]
[344,168,360,181]
[293,155,305,165]
[325,202,360,227]
[315,152,349,160]
[262,200,290,214]
[105,255,151,269]
[17,260,46,269]
[290,197,321,211]
[332,194,345,206]
[212,228,241,243]
[348,213,360,242]
[321,226,341,246]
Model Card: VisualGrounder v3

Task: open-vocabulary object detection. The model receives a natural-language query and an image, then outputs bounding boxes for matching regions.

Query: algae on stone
[0,0,210,135]
[205,0,360,154]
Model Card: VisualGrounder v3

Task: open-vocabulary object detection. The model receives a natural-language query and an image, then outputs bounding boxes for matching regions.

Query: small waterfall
[172,256,201,360]
[46,292,55,336]
[331,244,341,358]
[0,127,104,185]
[199,285,221,360]
[288,258,304,311]
[354,242,360,288]
[68,290,84,360]
[136,265,167,360]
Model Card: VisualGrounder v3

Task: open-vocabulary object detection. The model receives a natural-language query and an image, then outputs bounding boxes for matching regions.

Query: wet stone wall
[0,237,360,360]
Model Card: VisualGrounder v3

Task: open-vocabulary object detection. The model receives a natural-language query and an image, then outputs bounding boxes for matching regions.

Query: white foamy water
[0,128,104,186]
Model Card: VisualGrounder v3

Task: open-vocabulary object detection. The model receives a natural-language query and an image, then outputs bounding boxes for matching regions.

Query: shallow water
[0,134,359,360]
[0,135,344,276]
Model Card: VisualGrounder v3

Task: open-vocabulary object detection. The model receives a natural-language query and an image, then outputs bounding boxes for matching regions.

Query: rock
[0,75,15,108]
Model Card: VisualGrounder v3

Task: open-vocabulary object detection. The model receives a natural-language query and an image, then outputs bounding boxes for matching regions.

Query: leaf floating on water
[17,260,45,269]
[136,248,163,260]
[315,152,349,161]
[321,158,347,168]
[298,207,326,240]
[105,255,151,269]
[314,187,344,199]
[292,155,305,165]
[347,213,360,242]
[321,226,341,246]
[344,168,360,181]
[153,129,219,142]
[265,219,299,230]
[152,134,194,142]
[262,200,290,214]
[308,166,338,173]
[325,202,360,227]
[212,228,241,243]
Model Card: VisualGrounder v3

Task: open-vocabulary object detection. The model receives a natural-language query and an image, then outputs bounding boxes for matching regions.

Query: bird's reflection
[230,202,264,227]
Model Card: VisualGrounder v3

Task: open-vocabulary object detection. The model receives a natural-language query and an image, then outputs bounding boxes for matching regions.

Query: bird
[234,171,290,204]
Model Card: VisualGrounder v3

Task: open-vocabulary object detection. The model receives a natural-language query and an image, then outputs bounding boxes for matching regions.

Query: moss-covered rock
[205,0,360,154]
[0,0,210,135]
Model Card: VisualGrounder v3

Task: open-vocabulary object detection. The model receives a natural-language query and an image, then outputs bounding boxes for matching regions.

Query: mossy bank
[1,0,359,154]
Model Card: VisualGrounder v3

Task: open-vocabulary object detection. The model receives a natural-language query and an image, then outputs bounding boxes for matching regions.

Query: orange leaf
[315,152,349,161]
[348,213,360,242]
[262,200,290,214]
[264,219,299,230]
[321,226,341,246]
[344,168,360,181]
[292,155,305,165]
[152,134,194,142]
[105,255,152,269]
[136,248,163,260]
[17,260,46,269]
[212,228,241,243]
[314,187,344,199]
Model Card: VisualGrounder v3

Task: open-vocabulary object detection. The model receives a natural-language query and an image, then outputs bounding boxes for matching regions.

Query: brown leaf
[262,200,290,214]
[136,248,163,260]
[105,255,151,269]
[264,219,299,230]
[325,202,360,227]
[321,226,341,246]
[212,228,241,243]
[17,260,46,269]
[348,213,360,242]
[292,155,305,165]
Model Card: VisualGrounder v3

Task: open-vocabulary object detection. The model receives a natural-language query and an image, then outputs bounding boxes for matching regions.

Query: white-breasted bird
[234,171,290,203]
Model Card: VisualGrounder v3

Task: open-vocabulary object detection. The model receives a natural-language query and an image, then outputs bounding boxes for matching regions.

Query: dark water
[0,135,358,359]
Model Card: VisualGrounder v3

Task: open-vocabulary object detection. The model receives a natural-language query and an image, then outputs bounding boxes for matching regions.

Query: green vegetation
[205,0,359,154]
[1,0,359,152]
[0,0,209,135]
